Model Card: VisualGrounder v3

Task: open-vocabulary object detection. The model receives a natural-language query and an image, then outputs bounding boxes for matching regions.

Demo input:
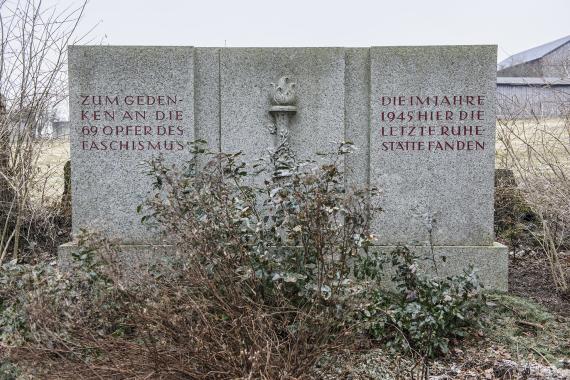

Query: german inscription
[78,94,187,152]
[378,94,487,152]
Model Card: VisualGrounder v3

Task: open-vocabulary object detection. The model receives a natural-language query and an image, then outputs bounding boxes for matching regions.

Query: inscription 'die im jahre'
[78,94,186,152]
[379,94,487,153]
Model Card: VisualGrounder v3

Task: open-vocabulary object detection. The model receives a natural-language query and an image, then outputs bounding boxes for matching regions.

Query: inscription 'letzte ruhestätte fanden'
[378,94,487,152]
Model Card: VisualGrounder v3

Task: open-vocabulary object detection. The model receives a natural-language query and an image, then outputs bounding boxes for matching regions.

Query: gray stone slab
[58,241,177,284]
[195,48,221,155]
[68,46,194,243]
[64,45,506,289]
[372,243,508,291]
[58,242,508,291]
[369,46,497,246]
[344,48,370,187]
[219,48,346,162]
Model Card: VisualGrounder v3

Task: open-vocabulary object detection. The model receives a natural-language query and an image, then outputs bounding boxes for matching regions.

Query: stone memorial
[59,45,507,290]
[66,46,194,242]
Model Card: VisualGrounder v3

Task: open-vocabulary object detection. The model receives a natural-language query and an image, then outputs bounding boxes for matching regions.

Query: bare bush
[1,238,346,379]
[0,139,495,378]
[143,141,379,307]
[0,0,87,263]
[497,87,570,293]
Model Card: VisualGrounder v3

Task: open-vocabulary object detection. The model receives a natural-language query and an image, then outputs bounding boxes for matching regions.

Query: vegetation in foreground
[314,292,570,379]
[0,142,481,378]
[0,141,568,380]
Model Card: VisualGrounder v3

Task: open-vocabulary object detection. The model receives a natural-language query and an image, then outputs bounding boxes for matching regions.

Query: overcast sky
[57,0,569,63]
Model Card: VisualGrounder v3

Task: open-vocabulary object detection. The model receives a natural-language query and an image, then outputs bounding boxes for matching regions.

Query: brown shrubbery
[0,0,85,265]
[496,102,570,293]
[1,143,489,379]
[2,143,379,379]
[493,168,539,256]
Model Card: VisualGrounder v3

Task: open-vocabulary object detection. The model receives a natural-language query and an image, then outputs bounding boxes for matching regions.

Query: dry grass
[496,117,570,170]
[496,115,570,292]
[33,138,69,202]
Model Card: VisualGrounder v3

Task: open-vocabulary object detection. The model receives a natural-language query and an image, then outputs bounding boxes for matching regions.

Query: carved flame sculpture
[270,76,296,105]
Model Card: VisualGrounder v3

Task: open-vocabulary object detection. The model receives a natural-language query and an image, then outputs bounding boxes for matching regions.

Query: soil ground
[508,250,570,317]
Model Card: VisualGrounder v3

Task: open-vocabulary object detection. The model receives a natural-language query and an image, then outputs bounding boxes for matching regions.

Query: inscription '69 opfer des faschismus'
[78,94,187,151]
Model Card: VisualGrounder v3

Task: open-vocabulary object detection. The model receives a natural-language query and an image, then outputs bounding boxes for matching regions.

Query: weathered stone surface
[68,46,194,242]
[195,48,221,156]
[58,242,177,284]
[373,243,508,291]
[64,45,508,290]
[219,48,345,162]
[369,45,497,246]
[344,48,370,187]
[58,242,507,290]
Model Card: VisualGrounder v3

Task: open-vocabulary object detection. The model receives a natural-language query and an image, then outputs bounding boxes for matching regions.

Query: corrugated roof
[497,77,570,86]
[498,35,570,70]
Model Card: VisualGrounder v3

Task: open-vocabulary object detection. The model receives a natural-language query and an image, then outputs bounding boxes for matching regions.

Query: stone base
[58,242,508,291]
[57,241,176,283]
[370,243,508,291]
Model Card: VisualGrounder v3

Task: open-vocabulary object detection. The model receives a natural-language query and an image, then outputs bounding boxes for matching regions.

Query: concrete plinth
[58,242,508,291]
[371,243,508,291]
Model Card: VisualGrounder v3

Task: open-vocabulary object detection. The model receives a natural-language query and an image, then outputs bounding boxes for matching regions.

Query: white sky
[56,0,569,63]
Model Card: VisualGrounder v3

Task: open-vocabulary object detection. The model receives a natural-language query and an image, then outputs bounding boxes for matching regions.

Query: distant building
[498,35,570,78]
[497,77,570,118]
[497,36,570,118]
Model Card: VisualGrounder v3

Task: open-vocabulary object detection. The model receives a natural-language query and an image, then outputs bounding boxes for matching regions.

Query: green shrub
[1,141,382,378]
[143,141,380,311]
[364,247,485,358]
[0,231,128,351]
[0,360,21,380]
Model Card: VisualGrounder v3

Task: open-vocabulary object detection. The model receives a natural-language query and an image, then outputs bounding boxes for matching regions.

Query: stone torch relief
[267,76,297,178]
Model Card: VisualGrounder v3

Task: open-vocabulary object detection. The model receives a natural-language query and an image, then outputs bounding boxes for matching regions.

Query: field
[34,138,70,201]
[495,117,570,170]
